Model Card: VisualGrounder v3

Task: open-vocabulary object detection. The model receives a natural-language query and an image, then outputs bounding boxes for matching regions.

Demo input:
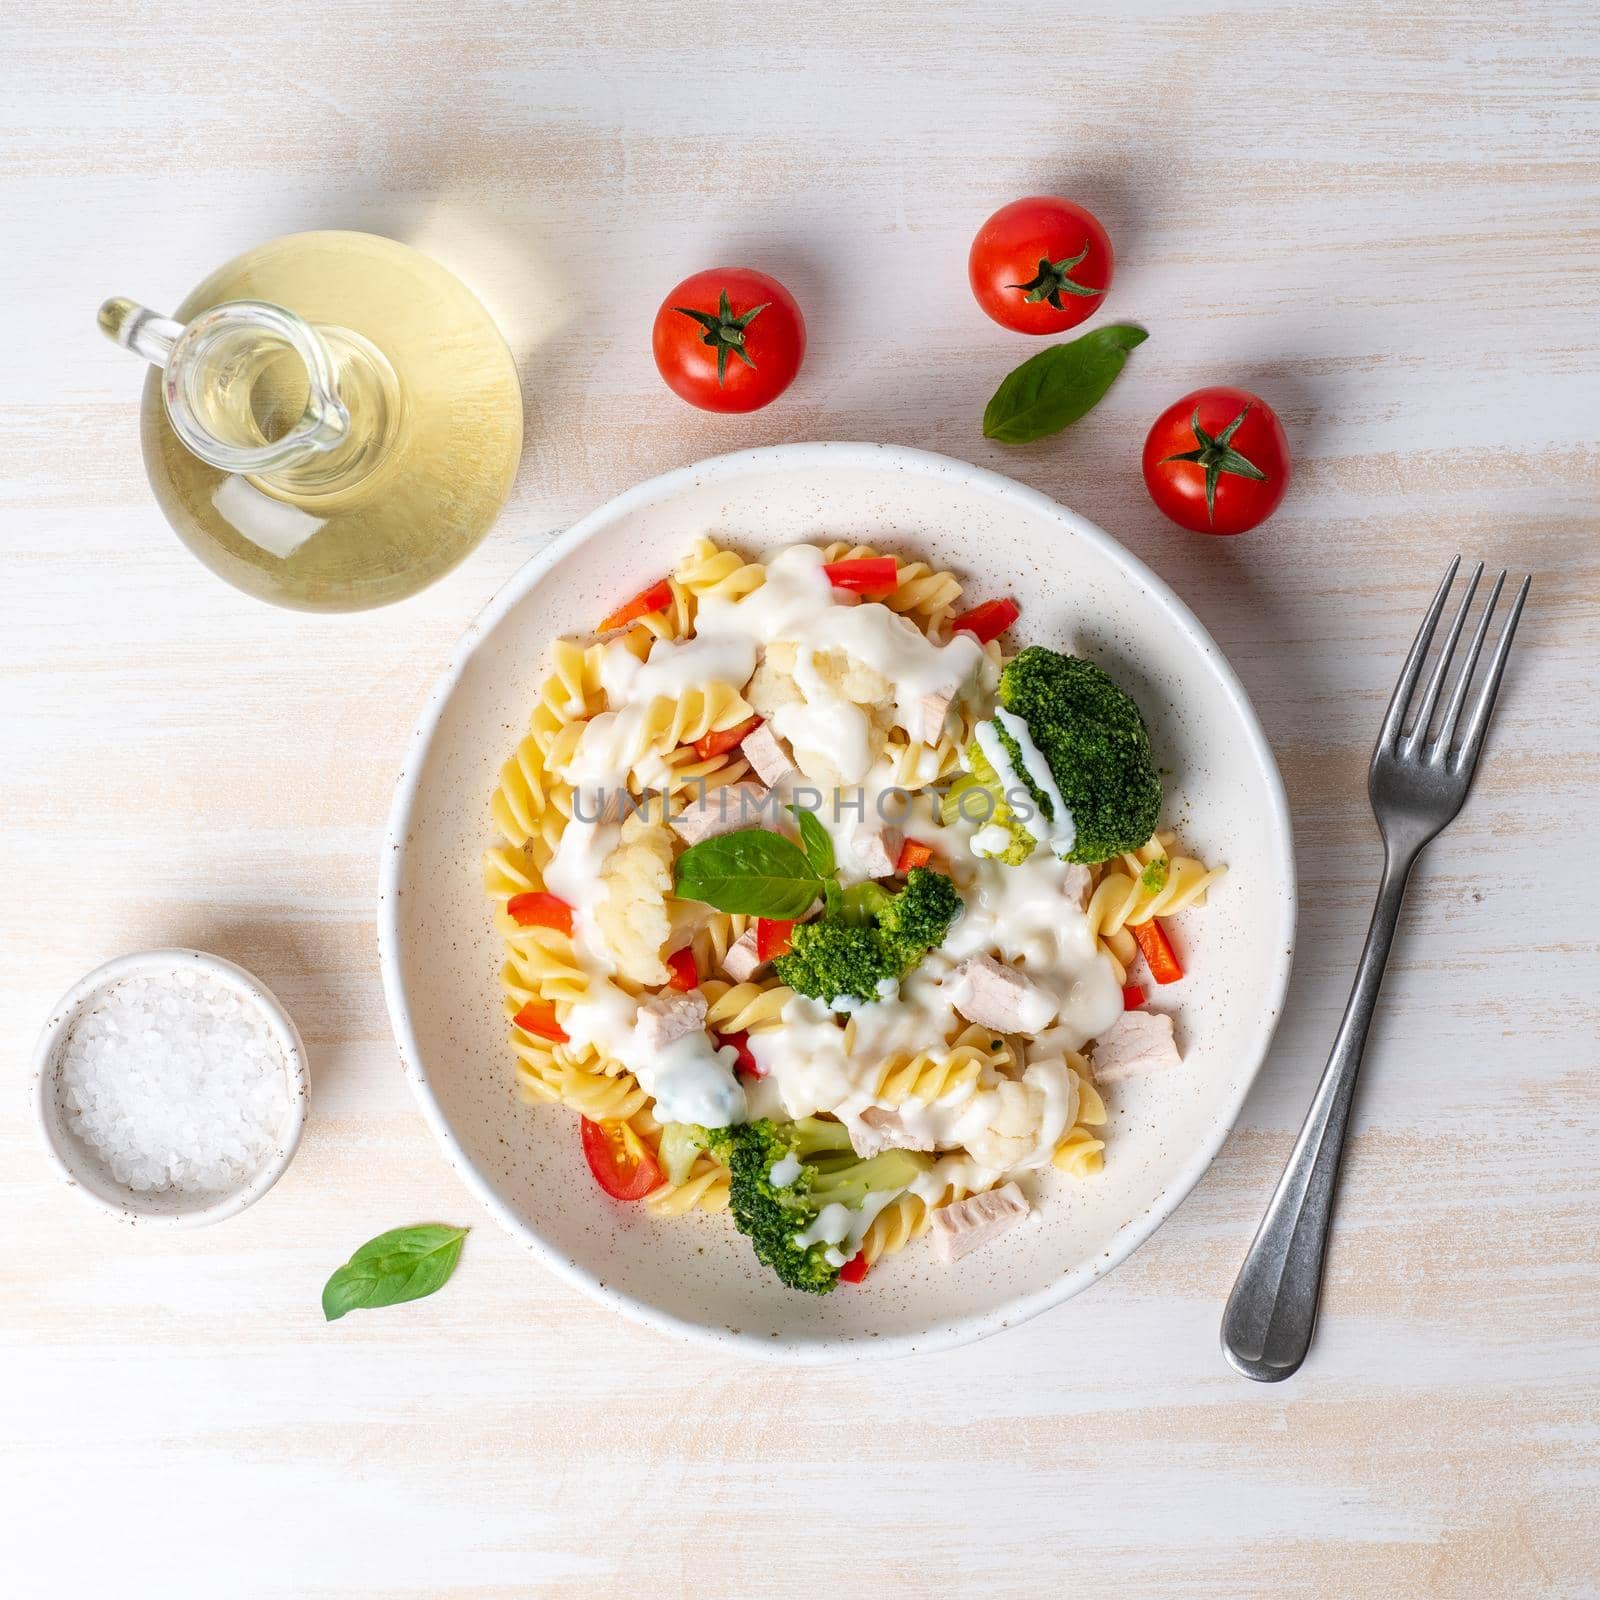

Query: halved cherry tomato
[505,891,574,936]
[665,948,699,991]
[512,1000,569,1043]
[692,714,762,762]
[599,578,674,634]
[823,557,899,595]
[838,1251,869,1284]
[756,918,794,962]
[896,838,935,874]
[951,597,1020,644]
[717,1030,763,1078]
[580,1117,661,1202]
[1131,919,1184,985]
[1122,982,1147,1010]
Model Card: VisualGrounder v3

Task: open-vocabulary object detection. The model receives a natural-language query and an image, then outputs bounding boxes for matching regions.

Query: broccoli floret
[773,922,895,1005]
[999,647,1161,862]
[939,747,1036,864]
[952,648,1162,866]
[774,868,963,1004]
[879,866,963,950]
[704,1117,931,1293]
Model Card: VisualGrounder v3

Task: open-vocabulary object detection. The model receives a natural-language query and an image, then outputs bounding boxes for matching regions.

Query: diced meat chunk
[632,988,708,1052]
[669,782,778,846]
[851,820,903,879]
[948,953,1057,1035]
[929,1182,1029,1262]
[1090,1009,1182,1087]
[908,687,956,746]
[720,928,764,983]
[740,722,798,788]
[848,1106,939,1158]
[1060,863,1092,911]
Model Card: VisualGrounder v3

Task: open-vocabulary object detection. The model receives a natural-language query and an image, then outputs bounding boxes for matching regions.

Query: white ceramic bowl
[379,442,1295,1360]
[33,948,310,1225]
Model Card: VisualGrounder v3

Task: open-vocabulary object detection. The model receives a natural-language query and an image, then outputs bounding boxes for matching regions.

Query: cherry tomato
[1142,387,1291,535]
[756,918,794,963]
[652,268,805,413]
[664,948,699,992]
[580,1118,661,1202]
[969,197,1113,335]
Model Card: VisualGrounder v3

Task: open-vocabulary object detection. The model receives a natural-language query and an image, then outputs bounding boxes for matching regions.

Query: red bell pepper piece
[895,838,935,874]
[950,598,1020,644]
[823,556,899,595]
[598,577,673,634]
[1121,982,1147,1010]
[717,1030,763,1078]
[692,714,762,761]
[838,1251,869,1284]
[1131,919,1184,985]
[512,1000,569,1043]
[505,891,574,936]
[665,948,699,991]
[756,918,794,962]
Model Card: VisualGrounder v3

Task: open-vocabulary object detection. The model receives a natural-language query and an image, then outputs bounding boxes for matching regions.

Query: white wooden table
[5,3,1598,1594]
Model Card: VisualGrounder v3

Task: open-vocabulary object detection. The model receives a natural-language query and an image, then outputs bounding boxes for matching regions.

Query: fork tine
[1449,574,1531,775]
[1375,557,1459,754]
[1401,561,1482,755]
[1428,568,1504,760]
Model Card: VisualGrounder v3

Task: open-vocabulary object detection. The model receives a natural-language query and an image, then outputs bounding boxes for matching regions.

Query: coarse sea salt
[58,968,291,1194]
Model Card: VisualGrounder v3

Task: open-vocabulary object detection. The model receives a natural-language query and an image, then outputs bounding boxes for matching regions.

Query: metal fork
[1221,558,1531,1382]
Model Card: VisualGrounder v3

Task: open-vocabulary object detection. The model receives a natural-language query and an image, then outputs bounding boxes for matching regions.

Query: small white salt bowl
[32,948,309,1226]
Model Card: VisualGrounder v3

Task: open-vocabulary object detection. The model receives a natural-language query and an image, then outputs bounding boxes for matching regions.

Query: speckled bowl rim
[32,948,311,1227]
[378,441,1296,1361]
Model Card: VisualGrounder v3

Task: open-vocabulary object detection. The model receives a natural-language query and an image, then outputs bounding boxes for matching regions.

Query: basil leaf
[322,1224,469,1322]
[674,829,822,917]
[982,324,1148,445]
[790,804,836,880]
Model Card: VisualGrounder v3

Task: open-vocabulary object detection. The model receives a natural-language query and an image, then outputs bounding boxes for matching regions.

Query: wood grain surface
[4,2,1597,1595]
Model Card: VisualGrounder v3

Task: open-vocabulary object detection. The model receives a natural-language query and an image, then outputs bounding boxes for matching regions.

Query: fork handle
[1221,845,1418,1381]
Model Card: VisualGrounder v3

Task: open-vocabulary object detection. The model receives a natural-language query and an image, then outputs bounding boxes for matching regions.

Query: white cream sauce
[696,545,995,784]
[994,708,1075,856]
[540,540,1117,1158]
[795,1187,903,1266]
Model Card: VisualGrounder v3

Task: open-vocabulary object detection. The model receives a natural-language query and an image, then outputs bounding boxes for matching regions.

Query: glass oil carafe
[100,230,523,611]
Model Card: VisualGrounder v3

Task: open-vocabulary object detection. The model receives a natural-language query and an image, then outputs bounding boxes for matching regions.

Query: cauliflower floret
[594,813,674,984]
[806,646,893,707]
[747,641,806,718]
[955,1060,1078,1173]
[748,642,895,787]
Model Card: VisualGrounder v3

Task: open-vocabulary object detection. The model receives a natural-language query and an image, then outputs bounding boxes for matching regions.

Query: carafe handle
[96,296,349,476]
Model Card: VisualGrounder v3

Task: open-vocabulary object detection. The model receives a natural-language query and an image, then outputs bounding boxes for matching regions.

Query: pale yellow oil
[141,231,523,611]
